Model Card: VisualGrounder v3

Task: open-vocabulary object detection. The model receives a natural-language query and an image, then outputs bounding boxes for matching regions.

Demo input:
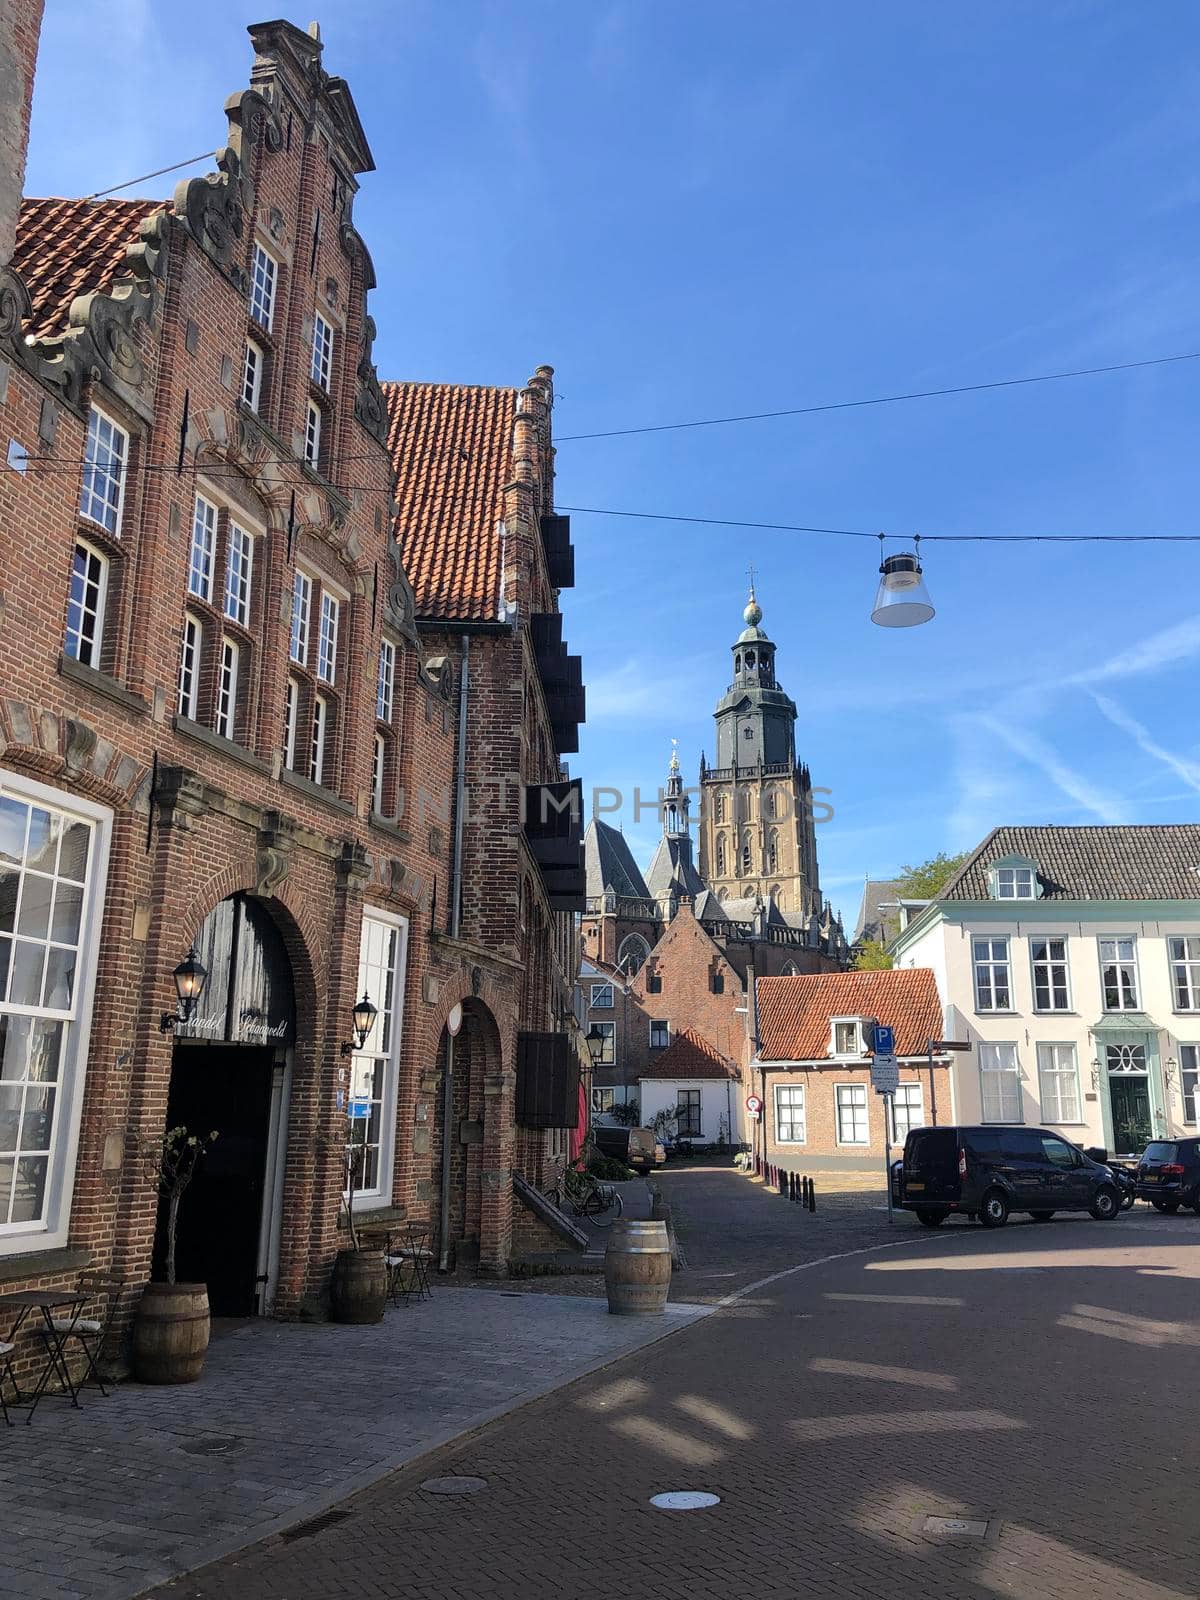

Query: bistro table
[0,1289,87,1425]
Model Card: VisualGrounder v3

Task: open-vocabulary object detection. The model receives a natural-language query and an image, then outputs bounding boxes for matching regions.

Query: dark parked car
[893,1125,1123,1228]
[592,1123,657,1174]
[1135,1138,1200,1213]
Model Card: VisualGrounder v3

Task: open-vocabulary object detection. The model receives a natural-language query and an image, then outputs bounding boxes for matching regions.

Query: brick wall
[756,1061,953,1170]
[0,0,42,266]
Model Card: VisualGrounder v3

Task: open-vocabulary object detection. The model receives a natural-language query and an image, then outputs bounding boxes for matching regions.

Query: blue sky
[24,1,1200,922]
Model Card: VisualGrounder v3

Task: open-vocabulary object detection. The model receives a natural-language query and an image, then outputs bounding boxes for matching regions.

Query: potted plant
[328,1118,388,1324]
[132,1125,218,1384]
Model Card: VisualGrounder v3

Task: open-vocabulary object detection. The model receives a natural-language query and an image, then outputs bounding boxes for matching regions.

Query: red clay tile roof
[757,968,942,1061]
[13,197,165,339]
[382,381,517,622]
[639,1026,738,1081]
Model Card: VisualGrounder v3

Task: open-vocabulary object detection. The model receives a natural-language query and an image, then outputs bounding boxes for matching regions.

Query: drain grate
[919,1514,996,1540]
[421,1475,488,1496]
[650,1491,721,1511]
[178,1435,242,1457]
[279,1508,353,1543]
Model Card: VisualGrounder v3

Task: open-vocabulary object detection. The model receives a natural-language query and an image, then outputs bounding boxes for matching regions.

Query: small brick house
[0,16,585,1374]
[753,969,953,1173]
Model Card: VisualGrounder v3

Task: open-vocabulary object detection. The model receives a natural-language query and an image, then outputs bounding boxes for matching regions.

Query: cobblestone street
[131,1167,1200,1600]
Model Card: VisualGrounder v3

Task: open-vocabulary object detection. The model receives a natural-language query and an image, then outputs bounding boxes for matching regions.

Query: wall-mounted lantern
[341,992,379,1056]
[160,948,209,1033]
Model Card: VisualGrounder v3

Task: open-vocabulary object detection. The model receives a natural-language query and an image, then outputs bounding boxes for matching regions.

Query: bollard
[778,1167,786,1196]
[808,1177,817,1213]
[789,1172,797,1202]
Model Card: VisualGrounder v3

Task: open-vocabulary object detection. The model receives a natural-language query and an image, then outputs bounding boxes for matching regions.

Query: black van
[894,1125,1123,1228]
[1135,1137,1200,1213]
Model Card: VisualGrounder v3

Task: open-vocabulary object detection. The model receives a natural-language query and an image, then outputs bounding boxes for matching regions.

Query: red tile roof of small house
[756,968,942,1062]
[639,1026,739,1081]
[13,197,164,338]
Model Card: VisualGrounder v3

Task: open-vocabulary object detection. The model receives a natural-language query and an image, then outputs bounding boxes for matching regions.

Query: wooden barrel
[132,1283,210,1384]
[604,1219,671,1315]
[330,1248,387,1324]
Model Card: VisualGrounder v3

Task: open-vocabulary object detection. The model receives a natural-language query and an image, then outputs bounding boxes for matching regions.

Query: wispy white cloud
[973,715,1128,823]
[1068,615,1200,688]
[1090,694,1200,793]
[585,658,705,723]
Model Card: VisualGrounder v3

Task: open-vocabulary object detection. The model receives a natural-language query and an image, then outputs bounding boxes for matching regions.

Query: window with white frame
[590,983,614,1009]
[891,1081,924,1142]
[188,495,217,602]
[317,592,339,683]
[831,1018,861,1057]
[348,910,409,1201]
[1168,937,1200,1010]
[973,937,1011,1011]
[311,312,334,390]
[591,1087,615,1114]
[774,1082,805,1143]
[241,340,263,411]
[0,775,108,1241]
[79,408,127,535]
[216,639,239,740]
[283,678,299,771]
[994,865,1035,899]
[1036,1042,1080,1123]
[304,400,322,468]
[376,639,395,721]
[649,1019,669,1049]
[371,732,385,814]
[249,242,277,331]
[1031,937,1070,1011]
[310,694,328,785]
[1099,937,1139,1010]
[223,523,254,628]
[290,572,311,665]
[1181,1045,1199,1125]
[64,542,108,668]
[835,1084,868,1145]
[589,1021,615,1064]
[676,1089,702,1138]
[177,615,201,719]
[979,1042,1023,1122]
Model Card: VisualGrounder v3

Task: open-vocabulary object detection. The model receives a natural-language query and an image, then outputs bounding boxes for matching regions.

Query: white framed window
[371,732,385,813]
[1099,937,1139,1010]
[223,523,254,628]
[216,638,239,740]
[188,494,217,602]
[891,1082,924,1143]
[64,541,108,668]
[774,1082,805,1143]
[649,1019,669,1049]
[310,694,328,785]
[979,1042,1023,1123]
[835,1084,868,1145]
[377,639,395,721]
[591,1087,615,1114]
[831,1018,861,1057]
[290,571,311,665]
[973,937,1011,1011]
[311,312,334,390]
[317,591,339,683]
[1181,1045,1199,1125]
[1036,1042,1080,1123]
[1168,937,1200,1011]
[241,339,263,411]
[589,1020,616,1064]
[590,983,614,1009]
[676,1089,702,1138]
[79,407,127,536]
[249,241,277,331]
[304,400,322,468]
[348,910,410,1204]
[283,677,299,771]
[994,865,1035,899]
[1031,937,1070,1011]
[177,615,202,719]
[0,773,111,1248]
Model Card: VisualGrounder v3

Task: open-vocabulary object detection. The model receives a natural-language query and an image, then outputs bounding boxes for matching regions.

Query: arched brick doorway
[431,997,503,1273]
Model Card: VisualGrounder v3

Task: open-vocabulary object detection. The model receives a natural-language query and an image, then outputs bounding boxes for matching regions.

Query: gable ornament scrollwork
[173,147,249,291]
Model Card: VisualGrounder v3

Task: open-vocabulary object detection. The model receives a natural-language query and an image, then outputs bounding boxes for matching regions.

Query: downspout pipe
[438,635,470,1273]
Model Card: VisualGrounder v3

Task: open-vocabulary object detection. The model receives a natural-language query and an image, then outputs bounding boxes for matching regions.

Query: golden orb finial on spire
[669,737,680,772]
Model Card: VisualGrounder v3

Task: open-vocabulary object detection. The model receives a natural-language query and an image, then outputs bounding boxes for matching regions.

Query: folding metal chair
[39,1272,124,1399]
[384,1226,433,1305]
[0,1340,15,1426]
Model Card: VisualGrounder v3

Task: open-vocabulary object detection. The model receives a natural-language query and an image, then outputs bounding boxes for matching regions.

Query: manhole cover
[650,1491,721,1510]
[178,1435,241,1457]
[421,1475,488,1496]
[921,1515,990,1538]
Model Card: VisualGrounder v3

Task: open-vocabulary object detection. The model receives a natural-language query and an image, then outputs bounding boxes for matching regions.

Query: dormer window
[989,857,1039,899]
[831,1017,863,1057]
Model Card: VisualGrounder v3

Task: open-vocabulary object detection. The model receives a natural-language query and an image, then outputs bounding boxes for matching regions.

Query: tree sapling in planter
[132,1125,219,1384]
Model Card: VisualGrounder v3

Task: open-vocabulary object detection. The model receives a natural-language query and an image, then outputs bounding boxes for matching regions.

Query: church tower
[645,743,706,920]
[697,586,821,916]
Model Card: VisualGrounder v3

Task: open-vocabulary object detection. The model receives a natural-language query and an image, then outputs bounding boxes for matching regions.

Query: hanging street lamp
[871,537,935,628]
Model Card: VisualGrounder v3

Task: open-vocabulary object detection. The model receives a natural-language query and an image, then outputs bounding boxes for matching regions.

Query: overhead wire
[83,151,222,202]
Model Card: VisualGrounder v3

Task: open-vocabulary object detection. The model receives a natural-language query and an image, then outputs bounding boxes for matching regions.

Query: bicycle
[542,1164,623,1222]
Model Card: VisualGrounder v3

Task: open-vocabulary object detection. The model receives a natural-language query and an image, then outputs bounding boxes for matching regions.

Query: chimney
[0,0,45,268]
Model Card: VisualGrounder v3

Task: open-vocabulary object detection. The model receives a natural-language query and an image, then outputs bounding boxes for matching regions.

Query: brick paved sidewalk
[0,1287,711,1600]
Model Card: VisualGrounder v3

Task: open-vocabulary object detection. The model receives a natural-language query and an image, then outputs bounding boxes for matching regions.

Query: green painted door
[1109,1075,1152,1155]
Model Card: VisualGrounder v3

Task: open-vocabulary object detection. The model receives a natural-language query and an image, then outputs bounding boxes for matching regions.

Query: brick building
[0,15,584,1364]
[752,969,952,1174]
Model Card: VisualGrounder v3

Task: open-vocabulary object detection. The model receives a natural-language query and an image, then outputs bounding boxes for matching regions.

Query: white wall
[639,1078,740,1144]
